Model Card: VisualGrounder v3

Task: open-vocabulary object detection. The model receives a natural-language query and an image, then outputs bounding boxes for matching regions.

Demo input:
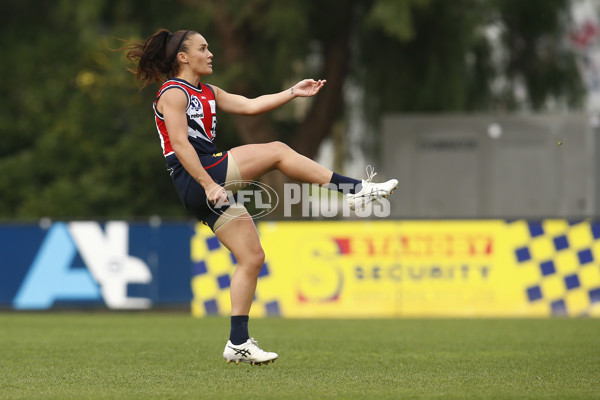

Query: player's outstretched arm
[212,79,326,116]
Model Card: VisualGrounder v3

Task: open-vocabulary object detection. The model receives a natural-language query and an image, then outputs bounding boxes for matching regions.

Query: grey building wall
[381,114,597,219]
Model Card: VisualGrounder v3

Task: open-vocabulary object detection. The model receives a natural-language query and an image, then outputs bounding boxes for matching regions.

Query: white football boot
[346,165,398,210]
[223,338,278,366]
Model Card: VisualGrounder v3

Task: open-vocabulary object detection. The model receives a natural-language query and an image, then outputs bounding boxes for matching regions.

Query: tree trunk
[291,30,352,159]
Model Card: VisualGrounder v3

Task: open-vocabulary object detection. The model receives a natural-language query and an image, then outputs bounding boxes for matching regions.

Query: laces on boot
[364,165,377,183]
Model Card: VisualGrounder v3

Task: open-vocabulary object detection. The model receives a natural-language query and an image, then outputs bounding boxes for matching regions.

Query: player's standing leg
[216,216,278,366]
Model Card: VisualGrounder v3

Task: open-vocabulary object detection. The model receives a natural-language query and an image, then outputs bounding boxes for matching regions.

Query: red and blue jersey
[153,78,218,157]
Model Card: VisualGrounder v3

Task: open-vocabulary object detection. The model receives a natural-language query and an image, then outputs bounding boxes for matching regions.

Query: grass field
[0,313,599,399]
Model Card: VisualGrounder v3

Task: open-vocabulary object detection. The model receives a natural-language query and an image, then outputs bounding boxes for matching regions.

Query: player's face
[183,34,213,76]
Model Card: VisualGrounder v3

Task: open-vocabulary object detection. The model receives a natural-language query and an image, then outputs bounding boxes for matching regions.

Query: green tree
[360,0,583,115]
[0,0,583,220]
[0,0,184,219]
[495,0,584,109]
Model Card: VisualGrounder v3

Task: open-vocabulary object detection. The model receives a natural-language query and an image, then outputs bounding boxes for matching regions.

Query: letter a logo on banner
[13,223,101,309]
[13,221,152,310]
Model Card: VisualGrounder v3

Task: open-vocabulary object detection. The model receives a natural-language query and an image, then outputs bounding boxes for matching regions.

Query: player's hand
[206,182,229,207]
[292,79,326,97]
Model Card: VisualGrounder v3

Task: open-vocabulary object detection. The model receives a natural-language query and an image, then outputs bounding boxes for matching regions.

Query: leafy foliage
[0,0,583,219]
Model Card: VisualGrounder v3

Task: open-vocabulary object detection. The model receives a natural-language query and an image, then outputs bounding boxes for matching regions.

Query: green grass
[0,314,599,399]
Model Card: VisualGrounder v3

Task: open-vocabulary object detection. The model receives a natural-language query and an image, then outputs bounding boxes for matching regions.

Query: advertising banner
[3,219,599,316]
[191,220,600,318]
[0,221,193,309]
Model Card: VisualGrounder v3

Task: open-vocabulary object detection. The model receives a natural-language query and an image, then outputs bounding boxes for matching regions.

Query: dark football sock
[329,172,362,194]
[229,315,250,345]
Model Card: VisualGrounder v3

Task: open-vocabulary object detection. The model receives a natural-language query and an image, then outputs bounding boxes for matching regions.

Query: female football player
[126,29,397,366]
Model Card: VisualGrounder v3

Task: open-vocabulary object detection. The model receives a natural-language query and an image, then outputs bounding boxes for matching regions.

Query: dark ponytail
[123,29,194,87]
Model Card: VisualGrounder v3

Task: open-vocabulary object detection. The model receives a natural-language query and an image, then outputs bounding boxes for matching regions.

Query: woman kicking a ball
[125,29,398,366]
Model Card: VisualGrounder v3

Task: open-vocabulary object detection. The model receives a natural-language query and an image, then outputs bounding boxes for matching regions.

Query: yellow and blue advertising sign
[191,220,600,318]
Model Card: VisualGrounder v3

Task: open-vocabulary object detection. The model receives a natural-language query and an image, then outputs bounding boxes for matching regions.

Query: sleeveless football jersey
[153,78,218,156]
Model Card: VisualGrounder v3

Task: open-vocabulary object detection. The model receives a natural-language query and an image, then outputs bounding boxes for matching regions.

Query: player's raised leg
[230,141,333,184]
[230,142,398,209]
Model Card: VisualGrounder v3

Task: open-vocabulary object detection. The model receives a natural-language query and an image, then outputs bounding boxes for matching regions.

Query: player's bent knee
[252,248,266,269]
[235,247,265,274]
[270,141,291,156]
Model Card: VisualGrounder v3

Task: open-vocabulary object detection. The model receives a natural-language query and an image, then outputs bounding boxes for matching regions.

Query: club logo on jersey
[190,95,204,119]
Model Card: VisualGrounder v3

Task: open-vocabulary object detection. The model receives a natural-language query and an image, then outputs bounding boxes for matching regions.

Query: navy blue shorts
[166,152,233,230]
